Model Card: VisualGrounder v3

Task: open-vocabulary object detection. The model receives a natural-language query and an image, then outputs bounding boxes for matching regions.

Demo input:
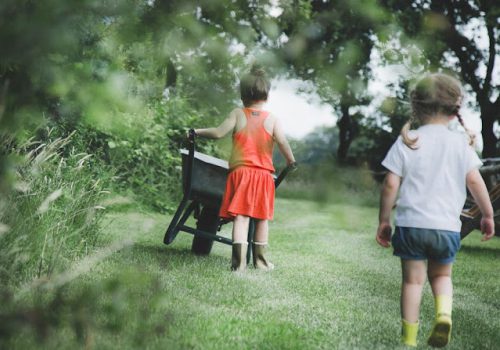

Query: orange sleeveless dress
[219,108,275,220]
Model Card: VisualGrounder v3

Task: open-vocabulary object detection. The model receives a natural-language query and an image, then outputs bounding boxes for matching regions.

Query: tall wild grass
[0,130,106,286]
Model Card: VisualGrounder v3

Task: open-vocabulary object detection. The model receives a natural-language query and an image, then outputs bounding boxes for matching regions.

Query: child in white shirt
[376,73,495,347]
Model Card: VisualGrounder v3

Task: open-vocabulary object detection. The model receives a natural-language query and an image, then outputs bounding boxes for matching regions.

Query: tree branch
[484,23,496,96]
[440,3,483,98]
[447,26,482,96]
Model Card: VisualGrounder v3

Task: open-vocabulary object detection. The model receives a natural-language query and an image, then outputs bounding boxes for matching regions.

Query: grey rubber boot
[252,242,274,270]
[231,242,248,271]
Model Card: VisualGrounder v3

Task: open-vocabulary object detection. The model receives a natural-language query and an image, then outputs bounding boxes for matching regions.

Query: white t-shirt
[382,124,482,232]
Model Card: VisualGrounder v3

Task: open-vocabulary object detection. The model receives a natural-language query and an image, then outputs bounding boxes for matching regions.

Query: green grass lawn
[7,198,500,349]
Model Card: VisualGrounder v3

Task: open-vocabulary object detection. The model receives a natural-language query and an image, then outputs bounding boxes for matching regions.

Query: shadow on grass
[460,244,500,259]
[127,242,227,270]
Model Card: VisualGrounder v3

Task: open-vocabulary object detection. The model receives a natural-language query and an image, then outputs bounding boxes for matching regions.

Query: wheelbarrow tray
[460,178,500,239]
[181,149,229,209]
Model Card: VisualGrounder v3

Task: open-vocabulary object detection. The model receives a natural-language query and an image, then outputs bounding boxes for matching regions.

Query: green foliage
[278,125,339,167]
[0,0,142,134]
[345,77,423,177]
[0,0,276,210]
[278,161,380,207]
[105,96,220,212]
[279,0,389,96]
[0,271,164,348]
[0,132,105,286]
[378,0,500,157]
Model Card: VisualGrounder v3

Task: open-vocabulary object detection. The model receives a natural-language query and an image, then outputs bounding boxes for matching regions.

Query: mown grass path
[12,198,500,349]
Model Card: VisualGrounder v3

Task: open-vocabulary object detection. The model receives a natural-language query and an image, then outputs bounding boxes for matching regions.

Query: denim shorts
[392,226,461,264]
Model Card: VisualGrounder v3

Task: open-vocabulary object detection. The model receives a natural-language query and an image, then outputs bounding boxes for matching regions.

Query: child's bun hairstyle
[240,65,271,107]
[402,73,475,148]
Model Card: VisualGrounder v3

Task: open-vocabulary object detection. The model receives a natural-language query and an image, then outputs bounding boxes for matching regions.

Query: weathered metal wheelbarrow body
[163,130,295,259]
[460,158,500,239]
[461,197,500,239]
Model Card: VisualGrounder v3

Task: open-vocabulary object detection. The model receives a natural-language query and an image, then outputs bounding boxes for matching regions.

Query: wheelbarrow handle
[183,129,197,196]
[186,128,196,155]
[188,128,196,143]
[275,162,298,189]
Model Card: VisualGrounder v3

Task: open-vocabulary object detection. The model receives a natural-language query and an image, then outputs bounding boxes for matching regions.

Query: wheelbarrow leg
[460,214,480,240]
[246,219,256,264]
[164,196,190,245]
[191,206,220,255]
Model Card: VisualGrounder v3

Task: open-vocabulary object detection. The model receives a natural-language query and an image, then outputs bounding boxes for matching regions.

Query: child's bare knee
[234,215,250,223]
[428,271,452,283]
[427,262,452,280]
[404,275,426,285]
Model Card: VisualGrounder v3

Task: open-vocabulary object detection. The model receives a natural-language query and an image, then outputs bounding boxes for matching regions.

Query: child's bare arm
[273,119,295,165]
[466,169,495,240]
[194,109,237,139]
[376,172,401,247]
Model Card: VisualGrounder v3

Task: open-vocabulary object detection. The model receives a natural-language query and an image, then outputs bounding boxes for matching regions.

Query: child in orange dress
[193,65,296,271]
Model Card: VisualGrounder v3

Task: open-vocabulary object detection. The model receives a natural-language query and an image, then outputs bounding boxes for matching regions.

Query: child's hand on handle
[288,161,298,173]
[480,216,495,241]
[186,129,197,140]
[376,222,392,248]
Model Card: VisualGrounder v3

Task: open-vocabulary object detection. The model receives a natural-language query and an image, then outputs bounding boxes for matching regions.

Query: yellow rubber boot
[428,295,452,348]
[401,319,419,347]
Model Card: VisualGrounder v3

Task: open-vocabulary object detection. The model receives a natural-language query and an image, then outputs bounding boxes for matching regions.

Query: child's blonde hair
[240,65,271,107]
[401,73,475,149]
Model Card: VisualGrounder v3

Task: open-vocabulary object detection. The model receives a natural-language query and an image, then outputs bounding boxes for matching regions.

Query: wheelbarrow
[460,159,500,239]
[163,129,296,261]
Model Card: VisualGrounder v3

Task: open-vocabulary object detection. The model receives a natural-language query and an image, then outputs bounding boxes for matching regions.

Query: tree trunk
[165,58,177,90]
[337,103,353,162]
[480,102,497,159]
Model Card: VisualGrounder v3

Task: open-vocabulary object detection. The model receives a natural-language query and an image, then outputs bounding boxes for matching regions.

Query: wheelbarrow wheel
[192,206,219,255]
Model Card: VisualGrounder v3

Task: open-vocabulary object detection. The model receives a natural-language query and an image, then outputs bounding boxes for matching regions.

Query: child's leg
[427,260,453,348]
[401,259,426,322]
[231,215,249,271]
[400,259,426,346]
[428,260,453,296]
[252,219,274,270]
[254,219,269,242]
[232,215,250,241]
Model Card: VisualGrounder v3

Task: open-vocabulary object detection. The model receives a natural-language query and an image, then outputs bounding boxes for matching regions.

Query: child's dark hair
[240,65,271,107]
[402,73,475,148]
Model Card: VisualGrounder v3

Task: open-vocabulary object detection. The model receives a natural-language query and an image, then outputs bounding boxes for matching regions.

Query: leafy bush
[0,270,165,349]
[106,96,220,212]
[274,125,339,169]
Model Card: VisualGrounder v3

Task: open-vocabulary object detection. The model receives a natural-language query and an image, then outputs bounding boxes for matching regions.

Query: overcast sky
[266,79,336,139]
